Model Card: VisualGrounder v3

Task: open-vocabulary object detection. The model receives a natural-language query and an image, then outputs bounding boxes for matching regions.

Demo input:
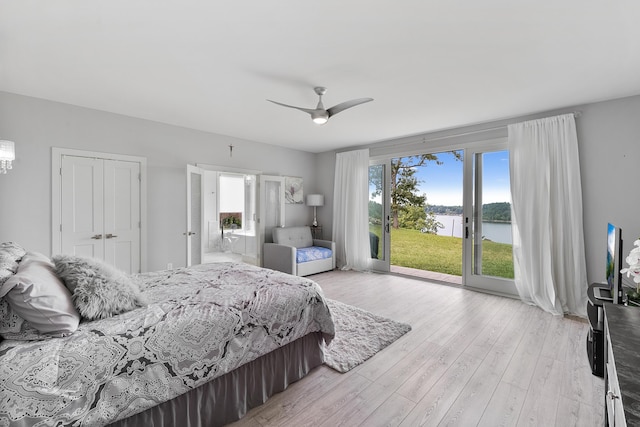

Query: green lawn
[370,225,514,279]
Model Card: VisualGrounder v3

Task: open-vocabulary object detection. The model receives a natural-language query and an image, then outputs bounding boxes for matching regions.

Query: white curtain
[332,149,371,271]
[508,114,588,316]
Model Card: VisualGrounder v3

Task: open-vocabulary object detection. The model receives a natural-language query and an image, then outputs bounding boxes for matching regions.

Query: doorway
[369,139,515,295]
[388,150,464,284]
[186,165,258,266]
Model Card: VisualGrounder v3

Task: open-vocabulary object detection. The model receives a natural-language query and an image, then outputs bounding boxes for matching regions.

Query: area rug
[323,299,412,373]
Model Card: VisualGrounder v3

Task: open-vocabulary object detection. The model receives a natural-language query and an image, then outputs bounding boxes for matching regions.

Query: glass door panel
[464,146,516,295]
[369,160,390,272]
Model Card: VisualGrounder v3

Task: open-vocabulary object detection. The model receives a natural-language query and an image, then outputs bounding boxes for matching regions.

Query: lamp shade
[306,194,324,207]
[0,140,15,174]
[0,140,15,161]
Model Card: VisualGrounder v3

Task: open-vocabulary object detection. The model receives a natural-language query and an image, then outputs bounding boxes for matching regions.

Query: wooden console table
[604,303,640,426]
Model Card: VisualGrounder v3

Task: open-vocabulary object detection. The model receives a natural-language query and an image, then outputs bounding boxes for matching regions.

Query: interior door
[60,155,141,274]
[463,142,516,295]
[103,159,141,273]
[369,159,391,272]
[186,165,204,267]
[257,175,285,266]
[60,155,105,259]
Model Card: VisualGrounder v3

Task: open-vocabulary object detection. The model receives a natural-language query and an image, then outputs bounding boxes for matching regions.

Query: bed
[0,244,335,427]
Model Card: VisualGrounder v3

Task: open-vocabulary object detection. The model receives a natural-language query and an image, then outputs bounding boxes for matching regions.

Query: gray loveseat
[263,226,335,276]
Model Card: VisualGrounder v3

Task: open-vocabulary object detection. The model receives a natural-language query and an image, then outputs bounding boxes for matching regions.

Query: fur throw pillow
[52,254,146,320]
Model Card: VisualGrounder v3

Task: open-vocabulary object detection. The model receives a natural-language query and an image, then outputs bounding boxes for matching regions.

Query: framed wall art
[285,176,303,204]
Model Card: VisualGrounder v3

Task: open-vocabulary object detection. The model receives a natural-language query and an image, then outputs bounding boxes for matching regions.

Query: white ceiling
[1,1,639,153]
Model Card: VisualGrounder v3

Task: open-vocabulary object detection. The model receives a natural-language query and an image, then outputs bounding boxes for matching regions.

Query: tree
[398,204,427,230]
[392,163,427,229]
[370,153,462,230]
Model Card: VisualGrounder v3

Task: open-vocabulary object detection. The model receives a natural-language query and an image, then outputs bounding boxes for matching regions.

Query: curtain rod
[420,111,582,144]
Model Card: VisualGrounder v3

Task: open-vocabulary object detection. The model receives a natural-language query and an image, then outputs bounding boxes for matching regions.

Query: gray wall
[578,95,640,286]
[2,90,639,285]
[0,91,320,271]
[316,94,640,286]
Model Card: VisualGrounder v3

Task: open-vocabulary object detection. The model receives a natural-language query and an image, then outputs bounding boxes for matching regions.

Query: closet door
[104,160,141,273]
[57,152,142,274]
[60,156,105,259]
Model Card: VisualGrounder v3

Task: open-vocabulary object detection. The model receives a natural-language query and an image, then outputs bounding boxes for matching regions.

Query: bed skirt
[108,332,324,427]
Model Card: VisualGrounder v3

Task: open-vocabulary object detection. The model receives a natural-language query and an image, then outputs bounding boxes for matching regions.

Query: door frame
[51,147,148,272]
[192,164,262,266]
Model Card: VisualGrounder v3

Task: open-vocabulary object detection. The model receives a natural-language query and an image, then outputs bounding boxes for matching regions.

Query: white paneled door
[60,156,105,259]
[56,152,143,274]
[103,159,141,274]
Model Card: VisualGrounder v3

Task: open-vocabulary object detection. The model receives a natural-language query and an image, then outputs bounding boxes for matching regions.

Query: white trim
[51,147,148,272]
[196,163,262,176]
[369,136,507,161]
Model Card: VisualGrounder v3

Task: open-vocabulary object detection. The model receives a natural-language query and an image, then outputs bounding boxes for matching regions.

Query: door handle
[183,231,196,236]
[91,234,103,240]
[105,233,118,239]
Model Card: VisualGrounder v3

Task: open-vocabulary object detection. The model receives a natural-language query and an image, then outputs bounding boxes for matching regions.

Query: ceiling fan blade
[267,99,316,115]
[327,98,374,117]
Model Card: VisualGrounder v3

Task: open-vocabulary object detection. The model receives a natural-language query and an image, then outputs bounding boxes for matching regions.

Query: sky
[402,150,511,206]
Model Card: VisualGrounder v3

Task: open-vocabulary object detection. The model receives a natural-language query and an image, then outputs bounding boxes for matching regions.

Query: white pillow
[52,254,146,320]
[0,252,80,339]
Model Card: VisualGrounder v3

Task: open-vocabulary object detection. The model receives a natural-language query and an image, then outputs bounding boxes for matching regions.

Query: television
[595,223,624,304]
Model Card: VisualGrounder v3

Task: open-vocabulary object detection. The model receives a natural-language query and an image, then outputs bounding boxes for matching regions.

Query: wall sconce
[0,140,15,174]
[306,194,324,227]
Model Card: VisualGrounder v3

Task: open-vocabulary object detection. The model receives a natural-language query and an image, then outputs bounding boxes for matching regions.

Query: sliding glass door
[368,160,391,271]
[370,138,515,295]
[463,141,515,295]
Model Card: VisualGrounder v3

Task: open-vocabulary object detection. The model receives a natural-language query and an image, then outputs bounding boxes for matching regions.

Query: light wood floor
[231,270,604,427]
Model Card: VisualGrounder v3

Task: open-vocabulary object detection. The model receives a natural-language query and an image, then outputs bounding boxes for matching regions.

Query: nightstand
[310,225,323,240]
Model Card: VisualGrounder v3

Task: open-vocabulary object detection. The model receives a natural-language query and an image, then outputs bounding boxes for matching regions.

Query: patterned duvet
[0,262,335,427]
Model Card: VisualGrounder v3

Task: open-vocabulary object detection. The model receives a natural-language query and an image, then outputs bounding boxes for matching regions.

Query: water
[434,215,512,244]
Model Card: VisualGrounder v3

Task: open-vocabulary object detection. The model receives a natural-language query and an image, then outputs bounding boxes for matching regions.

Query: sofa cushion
[273,226,314,249]
[296,246,333,264]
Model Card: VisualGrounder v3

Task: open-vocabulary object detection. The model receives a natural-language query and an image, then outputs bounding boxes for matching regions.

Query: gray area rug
[324,299,412,373]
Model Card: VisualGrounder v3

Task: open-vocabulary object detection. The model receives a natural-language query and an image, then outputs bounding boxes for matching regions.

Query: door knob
[105,233,118,239]
[183,231,196,236]
[91,234,103,239]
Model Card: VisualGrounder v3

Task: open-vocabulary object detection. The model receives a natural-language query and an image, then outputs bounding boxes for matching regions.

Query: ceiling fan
[267,87,373,125]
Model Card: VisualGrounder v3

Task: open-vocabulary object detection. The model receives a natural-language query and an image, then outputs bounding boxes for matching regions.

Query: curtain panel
[332,149,371,271]
[508,113,588,316]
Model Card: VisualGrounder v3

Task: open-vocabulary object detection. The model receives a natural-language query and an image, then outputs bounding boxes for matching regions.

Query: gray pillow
[52,254,146,320]
[0,252,80,339]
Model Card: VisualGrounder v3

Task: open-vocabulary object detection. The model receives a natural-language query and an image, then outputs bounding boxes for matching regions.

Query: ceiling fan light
[311,111,328,125]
